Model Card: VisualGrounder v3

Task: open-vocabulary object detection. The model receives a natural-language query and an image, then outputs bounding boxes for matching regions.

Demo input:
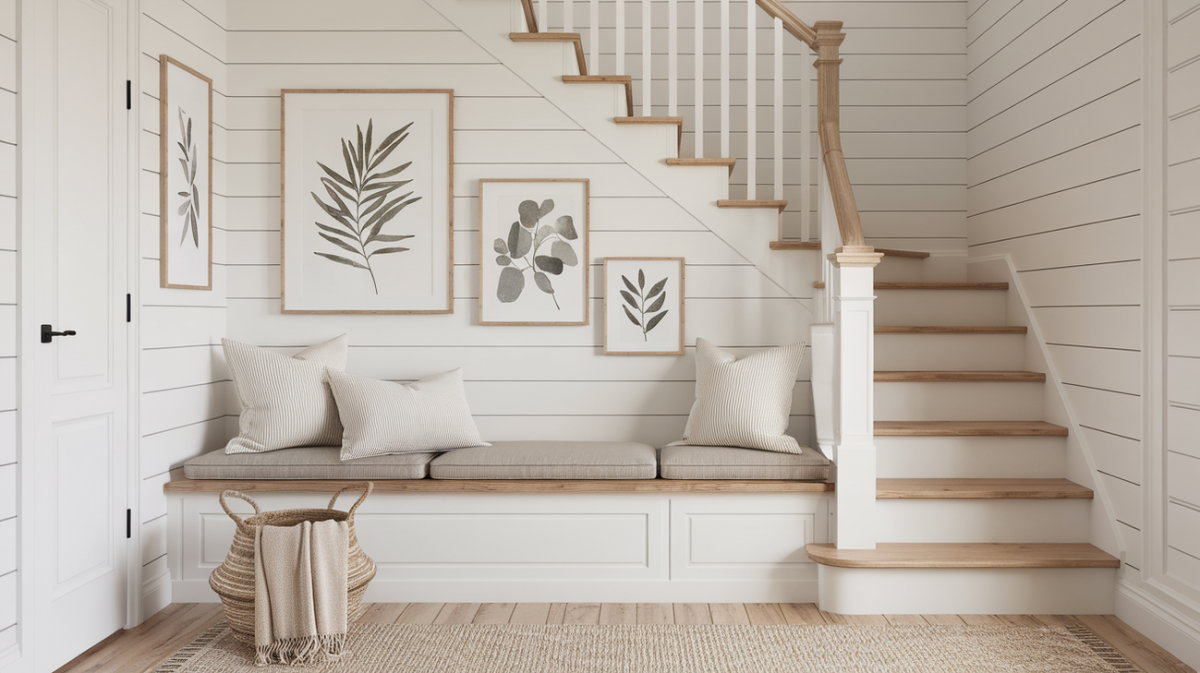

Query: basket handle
[219,490,261,530]
[327,482,373,521]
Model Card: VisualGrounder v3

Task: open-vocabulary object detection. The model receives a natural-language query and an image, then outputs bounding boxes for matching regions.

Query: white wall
[0,0,15,657]
[136,0,233,615]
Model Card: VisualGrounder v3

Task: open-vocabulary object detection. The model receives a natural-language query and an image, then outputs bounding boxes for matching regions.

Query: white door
[28,0,131,670]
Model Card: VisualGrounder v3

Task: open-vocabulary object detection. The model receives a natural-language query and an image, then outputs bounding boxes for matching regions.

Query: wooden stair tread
[563,75,632,116]
[510,33,587,75]
[874,247,930,259]
[876,325,1028,334]
[613,116,683,150]
[718,199,787,212]
[666,157,736,175]
[805,543,1120,569]
[876,478,1092,499]
[770,241,821,250]
[874,370,1046,382]
[875,421,1069,437]
[818,281,1011,289]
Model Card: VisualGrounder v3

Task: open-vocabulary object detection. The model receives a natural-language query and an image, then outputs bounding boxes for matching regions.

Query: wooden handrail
[754,0,816,47]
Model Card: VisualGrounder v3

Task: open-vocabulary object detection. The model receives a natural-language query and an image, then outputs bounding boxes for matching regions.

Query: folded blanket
[254,519,349,665]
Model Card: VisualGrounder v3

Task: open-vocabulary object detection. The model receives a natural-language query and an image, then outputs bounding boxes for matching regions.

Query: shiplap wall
[965,0,1143,569]
[137,0,232,612]
[1165,0,1200,592]
[0,0,15,656]
[224,0,820,448]
[544,0,967,250]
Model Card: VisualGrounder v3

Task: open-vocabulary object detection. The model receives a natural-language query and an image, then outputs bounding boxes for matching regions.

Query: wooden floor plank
[780,603,828,625]
[396,603,444,625]
[434,603,482,625]
[1076,615,1196,673]
[637,603,674,625]
[885,614,928,626]
[60,603,223,673]
[922,614,966,625]
[673,604,713,625]
[563,603,601,625]
[473,603,517,624]
[745,603,788,625]
[822,612,889,625]
[958,614,1005,625]
[1033,614,1083,627]
[709,603,752,625]
[357,603,409,624]
[599,603,637,625]
[546,603,567,624]
[508,603,552,625]
[995,614,1043,627]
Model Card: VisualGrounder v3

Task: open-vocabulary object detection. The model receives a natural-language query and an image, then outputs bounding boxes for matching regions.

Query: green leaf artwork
[494,199,579,309]
[310,119,420,294]
[175,108,200,248]
[621,269,669,341]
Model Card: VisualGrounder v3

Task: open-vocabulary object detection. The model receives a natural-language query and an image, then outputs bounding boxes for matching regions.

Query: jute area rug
[155,621,1139,672]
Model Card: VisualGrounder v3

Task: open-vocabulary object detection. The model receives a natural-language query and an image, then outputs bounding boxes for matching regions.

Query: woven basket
[208,484,377,645]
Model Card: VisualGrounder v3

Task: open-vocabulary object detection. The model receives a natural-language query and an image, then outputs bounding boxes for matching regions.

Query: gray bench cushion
[183,446,438,480]
[430,441,657,480]
[660,444,831,480]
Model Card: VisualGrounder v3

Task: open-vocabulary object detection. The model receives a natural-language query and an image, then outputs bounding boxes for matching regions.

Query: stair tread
[876,478,1093,499]
[613,116,683,150]
[875,282,1009,290]
[718,199,787,212]
[666,157,736,175]
[874,247,930,259]
[563,75,632,116]
[770,241,821,250]
[510,32,587,75]
[805,543,1120,569]
[874,370,1046,382]
[875,421,1069,437]
[876,325,1028,334]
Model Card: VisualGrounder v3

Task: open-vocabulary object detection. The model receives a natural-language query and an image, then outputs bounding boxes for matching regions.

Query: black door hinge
[126,509,132,539]
[126,80,132,111]
[126,293,131,323]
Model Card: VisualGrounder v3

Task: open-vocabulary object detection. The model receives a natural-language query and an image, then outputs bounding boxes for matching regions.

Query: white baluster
[668,0,678,116]
[745,0,756,199]
[539,0,547,34]
[590,0,599,77]
[693,0,703,158]
[563,0,572,34]
[719,0,729,158]
[773,17,782,204]
[800,46,812,242]
[616,0,625,75]
[642,0,652,116]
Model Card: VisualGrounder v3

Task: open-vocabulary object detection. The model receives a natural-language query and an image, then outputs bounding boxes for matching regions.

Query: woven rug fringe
[253,634,347,667]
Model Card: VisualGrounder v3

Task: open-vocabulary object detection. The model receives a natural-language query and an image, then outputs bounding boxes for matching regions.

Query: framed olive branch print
[479,179,590,325]
[281,90,453,313]
[604,257,685,355]
[159,55,213,290]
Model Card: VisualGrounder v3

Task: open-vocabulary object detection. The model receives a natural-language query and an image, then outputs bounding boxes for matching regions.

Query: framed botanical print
[281,89,453,313]
[604,257,685,355]
[479,179,590,325]
[159,55,213,290]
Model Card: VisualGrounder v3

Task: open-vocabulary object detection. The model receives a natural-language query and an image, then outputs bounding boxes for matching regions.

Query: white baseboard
[1115,580,1200,669]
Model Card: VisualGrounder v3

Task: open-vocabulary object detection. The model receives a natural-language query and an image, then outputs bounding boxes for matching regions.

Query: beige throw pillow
[223,334,348,454]
[670,337,805,454]
[327,368,488,460]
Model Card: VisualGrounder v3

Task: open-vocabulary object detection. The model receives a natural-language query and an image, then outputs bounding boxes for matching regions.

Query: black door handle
[41,324,77,343]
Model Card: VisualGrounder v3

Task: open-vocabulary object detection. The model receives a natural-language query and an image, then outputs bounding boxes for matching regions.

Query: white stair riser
[872,256,926,282]
[875,333,1027,371]
[875,381,1045,421]
[875,436,1066,478]
[876,499,1091,543]
[874,289,1007,326]
[817,566,1115,614]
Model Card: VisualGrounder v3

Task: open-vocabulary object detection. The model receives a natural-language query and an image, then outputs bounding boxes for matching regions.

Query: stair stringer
[424,0,818,301]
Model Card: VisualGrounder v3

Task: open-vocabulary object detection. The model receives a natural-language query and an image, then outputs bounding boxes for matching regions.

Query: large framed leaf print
[159,56,213,290]
[479,179,590,326]
[281,90,453,313]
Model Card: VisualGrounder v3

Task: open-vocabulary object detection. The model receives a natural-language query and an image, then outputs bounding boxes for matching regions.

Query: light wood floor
[56,603,1196,673]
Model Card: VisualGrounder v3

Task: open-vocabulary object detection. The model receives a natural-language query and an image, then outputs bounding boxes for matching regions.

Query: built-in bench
[164,441,835,604]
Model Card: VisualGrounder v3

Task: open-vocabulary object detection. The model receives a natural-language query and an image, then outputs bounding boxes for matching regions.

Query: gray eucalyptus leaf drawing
[310,118,420,294]
[494,199,578,309]
[175,108,200,248]
[621,269,669,341]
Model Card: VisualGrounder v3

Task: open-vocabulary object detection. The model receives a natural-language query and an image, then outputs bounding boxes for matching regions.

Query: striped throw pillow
[327,368,488,460]
[223,334,348,454]
[669,337,805,454]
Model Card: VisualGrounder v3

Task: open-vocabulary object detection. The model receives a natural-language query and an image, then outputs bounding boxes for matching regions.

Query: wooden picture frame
[479,179,590,326]
[159,55,213,290]
[604,257,685,355]
[280,89,454,314]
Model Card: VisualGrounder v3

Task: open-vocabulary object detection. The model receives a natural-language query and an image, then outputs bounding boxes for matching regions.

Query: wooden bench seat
[164,476,835,494]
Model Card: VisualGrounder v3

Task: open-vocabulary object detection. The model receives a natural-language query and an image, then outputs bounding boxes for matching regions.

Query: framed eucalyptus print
[159,55,213,290]
[281,90,453,313]
[479,179,590,325]
[604,257,685,355]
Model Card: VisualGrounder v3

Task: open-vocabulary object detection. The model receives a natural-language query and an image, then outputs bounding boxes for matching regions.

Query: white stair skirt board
[874,381,1045,422]
[873,289,1008,327]
[167,491,830,603]
[817,565,1117,615]
[875,436,1067,479]
[875,499,1092,544]
[875,333,1028,371]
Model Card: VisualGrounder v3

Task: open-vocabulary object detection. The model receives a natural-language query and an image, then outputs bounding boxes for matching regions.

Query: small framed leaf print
[604,258,685,355]
[479,179,590,325]
[159,55,213,290]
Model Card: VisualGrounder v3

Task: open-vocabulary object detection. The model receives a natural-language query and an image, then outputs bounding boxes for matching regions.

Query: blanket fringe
[254,634,348,666]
